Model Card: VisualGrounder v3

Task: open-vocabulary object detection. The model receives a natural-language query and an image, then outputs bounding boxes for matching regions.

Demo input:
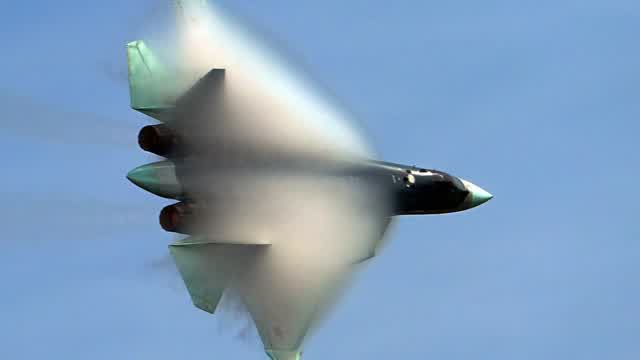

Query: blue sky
[1,0,639,359]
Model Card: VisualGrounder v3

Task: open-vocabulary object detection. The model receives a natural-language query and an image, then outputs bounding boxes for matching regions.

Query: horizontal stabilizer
[127,40,179,121]
[169,236,269,314]
[266,350,302,360]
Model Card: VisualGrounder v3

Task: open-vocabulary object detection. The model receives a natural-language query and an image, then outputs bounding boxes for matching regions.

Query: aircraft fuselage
[127,158,492,234]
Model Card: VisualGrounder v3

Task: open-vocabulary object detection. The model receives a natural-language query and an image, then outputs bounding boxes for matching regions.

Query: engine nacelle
[159,202,195,234]
[138,124,178,157]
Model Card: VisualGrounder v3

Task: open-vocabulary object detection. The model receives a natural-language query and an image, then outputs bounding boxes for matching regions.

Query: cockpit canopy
[401,168,469,211]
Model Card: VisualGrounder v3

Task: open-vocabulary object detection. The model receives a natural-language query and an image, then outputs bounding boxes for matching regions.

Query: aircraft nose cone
[126,161,182,199]
[460,179,493,208]
[470,185,493,207]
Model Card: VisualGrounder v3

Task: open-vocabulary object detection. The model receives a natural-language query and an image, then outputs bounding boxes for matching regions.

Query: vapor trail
[1,192,154,243]
[0,92,139,149]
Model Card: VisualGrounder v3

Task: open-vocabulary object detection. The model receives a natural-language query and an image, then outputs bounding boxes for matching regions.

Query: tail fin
[127,40,177,121]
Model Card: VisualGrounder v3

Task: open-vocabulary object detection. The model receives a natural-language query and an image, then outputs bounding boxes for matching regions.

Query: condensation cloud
[136,1,393,355]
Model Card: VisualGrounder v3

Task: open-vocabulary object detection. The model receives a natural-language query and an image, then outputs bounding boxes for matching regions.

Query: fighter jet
[126,2,491,360]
